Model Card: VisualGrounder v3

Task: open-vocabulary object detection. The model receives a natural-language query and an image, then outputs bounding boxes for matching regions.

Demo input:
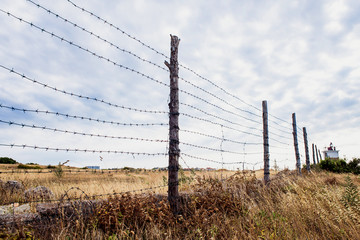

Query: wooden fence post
[292,113,301,175]
[165,35,180,214]
[315,145,320,164]
[318,149,323,161]
[303,127,310,172]
[312,143,316,165]
[262,100,270,184]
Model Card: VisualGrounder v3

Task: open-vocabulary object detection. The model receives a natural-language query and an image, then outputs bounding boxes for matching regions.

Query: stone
[3,180,24,194]
[25,186,54,201]
[14,203,31,214]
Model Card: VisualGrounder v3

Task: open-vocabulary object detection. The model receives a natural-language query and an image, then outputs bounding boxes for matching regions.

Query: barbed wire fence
[0,0,322,216]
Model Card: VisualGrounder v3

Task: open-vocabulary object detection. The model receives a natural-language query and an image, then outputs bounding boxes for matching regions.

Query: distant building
[323,142,339,159]
[85,166,100,170]
[206,167,216,171]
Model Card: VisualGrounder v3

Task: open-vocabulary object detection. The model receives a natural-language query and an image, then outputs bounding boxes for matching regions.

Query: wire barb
[0,9,170,89]
[0,104,167,126]
[0,64,168,114]
[0,119,168,143]
[0,143,167,156]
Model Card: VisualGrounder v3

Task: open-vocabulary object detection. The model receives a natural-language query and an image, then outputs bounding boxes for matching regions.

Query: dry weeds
[0,170,359,239]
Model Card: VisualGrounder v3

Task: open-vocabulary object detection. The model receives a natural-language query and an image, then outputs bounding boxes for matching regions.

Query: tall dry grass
[0,168,235,203]
[1,170,359,239]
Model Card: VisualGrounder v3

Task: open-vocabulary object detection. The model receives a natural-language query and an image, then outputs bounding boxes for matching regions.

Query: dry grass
[0,167,236,202]
[1,169,359,239]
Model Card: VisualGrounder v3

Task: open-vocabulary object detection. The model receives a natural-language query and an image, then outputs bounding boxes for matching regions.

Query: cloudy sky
[0,0,359,170]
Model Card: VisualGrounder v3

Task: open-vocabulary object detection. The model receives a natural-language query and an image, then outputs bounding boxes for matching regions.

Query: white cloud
[323,0,349,34]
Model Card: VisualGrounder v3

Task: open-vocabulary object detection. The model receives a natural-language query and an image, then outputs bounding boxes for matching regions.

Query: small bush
[341,176,360,209]
[319,158,349,173]
[54,163,64,178]
[17,163,41,169]
[47,165,56,169]
[348,158,360,174]
[319,158,360,174]
[0,157,17,164]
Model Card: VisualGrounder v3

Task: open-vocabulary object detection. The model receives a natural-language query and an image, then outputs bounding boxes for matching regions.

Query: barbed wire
[182,153,262,165]
[269,138,290,146]
[1,7,298,131]
[2,183,170,206]
[62,0,264,116]
[0,10,170,88]
[181,112,263,138]
[1,8,262,126]
[0,5,307,176]
[0,104,167,126]
[179,90,262,124]
[268,130,293,140]
[269,113,291,123]
[0,65,167,114]
[0,119,168,143]
[63,0,299,126]
[26,0,168,72]
[268,122,293,135]
[0,143,167,156]
[179,156,198,177]
[180,102,262,132]
[180,129,262,145]
[31,0,267,123]
[181,141,251,155]
[65,0,169,59]
[269,145,291,150]
[271,151,296,155]
[179,77,261,118]
[220,125,225,170]
[179,67,263,114]
[0,169,143,174]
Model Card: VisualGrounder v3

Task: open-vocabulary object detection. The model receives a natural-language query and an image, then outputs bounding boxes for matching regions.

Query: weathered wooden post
[303,127,310,172]
[292,113,301,175]
[165,35,180,214]
[312,143,316,165]
[315,145,320,164]
[262,101,270,184]
[318,149,323,161]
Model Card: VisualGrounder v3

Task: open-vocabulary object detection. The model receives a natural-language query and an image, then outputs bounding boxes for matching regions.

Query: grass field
[1,164,359,239]
[0,164,244,202]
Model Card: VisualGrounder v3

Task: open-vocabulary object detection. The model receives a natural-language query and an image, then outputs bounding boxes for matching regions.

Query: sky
[0,0,359,170]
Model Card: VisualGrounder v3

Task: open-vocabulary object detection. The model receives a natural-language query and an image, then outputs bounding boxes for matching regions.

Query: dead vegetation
[0,170,359,239]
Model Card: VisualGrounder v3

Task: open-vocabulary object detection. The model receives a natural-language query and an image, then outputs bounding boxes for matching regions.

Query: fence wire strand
[0,119,168,143]
[63,0,295,126]
[0,64,167,114]
[0,143,167,156]
[0,9,170,88]
[0,104,167,126]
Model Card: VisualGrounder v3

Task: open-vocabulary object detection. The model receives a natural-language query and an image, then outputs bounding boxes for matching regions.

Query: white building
[323,142,339,159]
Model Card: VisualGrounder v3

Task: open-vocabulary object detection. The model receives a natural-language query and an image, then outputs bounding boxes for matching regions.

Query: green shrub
[47,165,56,169]
[319,158,349,173]
[17,163,41,169]
[319,158,360,174]
[348,158,360,174]
[0,157,17,164]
